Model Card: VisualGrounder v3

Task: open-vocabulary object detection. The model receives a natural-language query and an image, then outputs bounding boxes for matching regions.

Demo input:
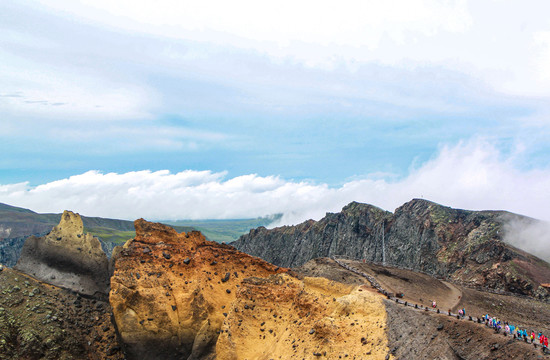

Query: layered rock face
[110,220,392,359]
[233,199,550,300]
[15,210,110,297]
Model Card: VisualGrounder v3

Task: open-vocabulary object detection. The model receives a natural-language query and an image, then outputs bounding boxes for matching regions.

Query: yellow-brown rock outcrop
[216,276,390,360]
[110,219,392,359]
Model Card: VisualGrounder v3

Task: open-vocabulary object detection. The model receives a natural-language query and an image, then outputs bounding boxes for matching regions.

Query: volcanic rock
[232,199,550,300]
[110,220,392,359]
[110,219,286,359]
[15,211,110,297]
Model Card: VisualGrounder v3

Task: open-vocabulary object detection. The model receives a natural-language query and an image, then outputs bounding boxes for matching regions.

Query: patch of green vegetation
[84,227,135,246]
[162,215,281,243]
[428,204,453,226]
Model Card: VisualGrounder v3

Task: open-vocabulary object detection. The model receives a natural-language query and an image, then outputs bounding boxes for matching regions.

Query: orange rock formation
[110,220,392,359]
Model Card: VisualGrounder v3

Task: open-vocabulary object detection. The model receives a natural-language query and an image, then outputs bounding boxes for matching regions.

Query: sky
[1,1,550,224]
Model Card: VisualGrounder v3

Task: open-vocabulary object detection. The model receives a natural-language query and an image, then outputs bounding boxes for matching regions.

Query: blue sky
[2,1,550,223]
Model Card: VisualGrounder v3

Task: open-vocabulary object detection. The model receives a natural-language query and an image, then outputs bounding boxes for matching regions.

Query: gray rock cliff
[232,199,550,300]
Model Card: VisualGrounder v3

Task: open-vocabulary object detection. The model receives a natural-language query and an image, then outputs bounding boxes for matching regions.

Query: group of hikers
[482,314,549,351]
[428,303,549,353]
[334,258,550,354]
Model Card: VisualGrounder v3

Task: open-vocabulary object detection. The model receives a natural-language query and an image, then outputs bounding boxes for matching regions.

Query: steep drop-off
[15,211,110,297]
[232,199,550,301]
[110,220,393,359]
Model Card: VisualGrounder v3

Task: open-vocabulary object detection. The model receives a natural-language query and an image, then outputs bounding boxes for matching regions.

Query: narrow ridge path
[331,257,550,356]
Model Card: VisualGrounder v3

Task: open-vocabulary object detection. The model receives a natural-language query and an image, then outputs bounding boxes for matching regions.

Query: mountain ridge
[232,198,550,301]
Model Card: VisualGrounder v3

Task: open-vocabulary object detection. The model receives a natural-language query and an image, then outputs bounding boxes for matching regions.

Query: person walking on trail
[531,331,536,342]
[432,300,437,308]
[462,308,466,317]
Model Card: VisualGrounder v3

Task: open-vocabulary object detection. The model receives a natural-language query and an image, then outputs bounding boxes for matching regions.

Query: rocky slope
[15,211,110,297]
[0,266,123,360]
[0,202,136,240]
[298,257,550,360]
[110,219,393,359]
[232,199,550,301]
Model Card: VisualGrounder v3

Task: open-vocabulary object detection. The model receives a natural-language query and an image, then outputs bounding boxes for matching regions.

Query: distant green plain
[161,215,281,243]
[84,216,280,245]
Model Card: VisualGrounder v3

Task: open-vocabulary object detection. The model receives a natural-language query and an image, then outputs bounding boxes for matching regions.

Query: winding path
[331,256,550,355]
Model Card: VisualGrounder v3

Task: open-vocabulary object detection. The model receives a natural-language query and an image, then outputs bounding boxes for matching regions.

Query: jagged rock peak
[340,201,393,222]
[15,210,110,297]
[133,218,205,245]
[41,210,105,256]
[52,210,85,236]
[342,201,389,214]
[396,198,450,213]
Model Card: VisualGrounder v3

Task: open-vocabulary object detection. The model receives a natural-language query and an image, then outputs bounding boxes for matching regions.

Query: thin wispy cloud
[30,0,550,97]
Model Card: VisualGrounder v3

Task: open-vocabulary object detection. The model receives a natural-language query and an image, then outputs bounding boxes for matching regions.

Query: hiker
[462,308,466,317]
[432,300,437,308]
[531,331,536,342]
[505,324,510,334]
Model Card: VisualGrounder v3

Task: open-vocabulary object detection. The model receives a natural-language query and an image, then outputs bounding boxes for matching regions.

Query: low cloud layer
[1,140,550,228]
[503,216,550,264]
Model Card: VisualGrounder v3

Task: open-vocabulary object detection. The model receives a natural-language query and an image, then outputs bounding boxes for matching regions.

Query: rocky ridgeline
[232,199,550,301]
[109,219,392,359]
[15,210,110,297]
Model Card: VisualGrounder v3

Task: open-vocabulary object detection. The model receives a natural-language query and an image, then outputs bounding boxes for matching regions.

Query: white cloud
[36,0,472,47]
[503,216,550,264]
[30,0,550,97]
[1,139,550,228]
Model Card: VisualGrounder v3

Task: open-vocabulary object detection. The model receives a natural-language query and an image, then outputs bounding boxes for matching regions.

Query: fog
[503,215,550,264]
